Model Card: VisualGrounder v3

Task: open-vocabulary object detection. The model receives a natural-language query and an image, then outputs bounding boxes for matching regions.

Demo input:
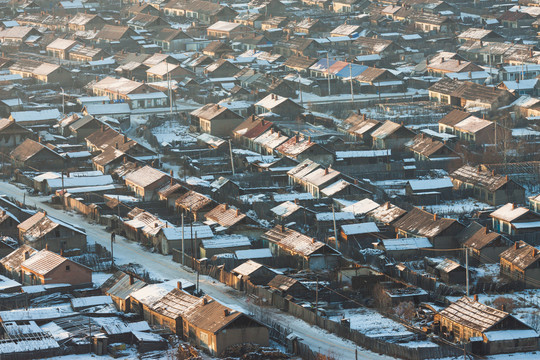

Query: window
[65,265,70,271]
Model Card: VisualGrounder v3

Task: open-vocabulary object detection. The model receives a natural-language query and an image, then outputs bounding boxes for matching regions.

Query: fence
[170,252,463,360]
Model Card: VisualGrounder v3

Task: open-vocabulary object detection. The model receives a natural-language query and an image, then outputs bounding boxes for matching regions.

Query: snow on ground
[425,198,493,218]
[151,121,196,146]
[329,307,412,338]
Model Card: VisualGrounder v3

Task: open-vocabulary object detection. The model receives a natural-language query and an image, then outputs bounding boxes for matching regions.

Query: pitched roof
[150,288,202,319]
[490,203,530,222]
[439,296,508,332]
[20,249,67,275]
[183,297,250,334]
[205,204,247,228]
[262,225,339,257]
[125,165,169,188]
[463,226,503,251]
[0,244,37,271]
[393,207,459,238]
[450,165,514,192]
[175,190,215,211]
[500,241,540,270]
[439,109,471,127]
[10,139,61,162]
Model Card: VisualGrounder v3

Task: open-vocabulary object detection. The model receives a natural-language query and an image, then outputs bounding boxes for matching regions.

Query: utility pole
[110,231,115,269]
[181,212,185,266]
[465,247,469,298]
[315,276,319,317]
[326,52,331,96]
[332,204,338,250]
[298,71,303,107]
[349,63,354,103]
[60,87,65,114]
[229,140,235,175]
[61,170,65,211]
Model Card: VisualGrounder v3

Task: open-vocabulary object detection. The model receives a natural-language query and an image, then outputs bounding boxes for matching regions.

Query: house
[500,241,540,288]
[457,28,504,43]
[9,108,62,127]
[146,62,193,83]
[200,235,251,258]
[263,225,341,270]
[191,103,244,137]
[461,222,510,265]
[163,0,238,25]
[439,109,471,134]
[154,28,191,51]
[10,139,64,171]
[207,21,245,39]
[175,191,218,221]
[46,38,79,59]
[101,270,147,312]
[67,116,104,143]
[127,14,170,31]
[270,201,315,226]
[428,78,515,110]
[0,118,33,152]
[435,296,538,354]
[411,13,455,34]
[405,178,454,204]
[0,244,37,282]
[267,274,310,297]
[340,113,381,144]
[0,26,41,43]
[330,23,360,37]
[490,203,540,239]
[276,135,334,167]
[254,94,305,119]
[530,194,540,213]
[339,222,379,247]
[450,165,526,206]
[393,207,464,249]
[373,237,432,260]
[9,60,72,86]
[0,208,19,240]
[125,166,172,201]
[68,12,107,31]
[406,134,460,164]
[231,260,277,285]
[157,225,213,255]
[91,76,159,102]
[371,120,416,151]
[498,10,535,29]
[434,258,467,285]
[182,297,269,356]
[143,287,201,336]
[232,116,273,148]
[452,116,496,144]
[204,59,240,78]
[69,46,109,63]
[17,211,87,252]
[204,204,255,232]
[20,249,91,285]
[366,201,407,227]
[95,25,138,46]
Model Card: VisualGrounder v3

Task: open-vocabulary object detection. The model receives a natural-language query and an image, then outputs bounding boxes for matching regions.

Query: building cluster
[1,0,540,358]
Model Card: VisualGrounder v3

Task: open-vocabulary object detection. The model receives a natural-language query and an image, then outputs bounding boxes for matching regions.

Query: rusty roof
[439,109,471,127]
[451,165,512,192]
[262,225,339,257]
[205,204,247,228]
[175,190,216,212]
[268,274,303,292]
[20,249,70,276]
[183,297,248,334]
[393,207,460,238]
[407,134,446,158]
[500,241,540,270]
[150,288,202,319]
[10,139,61,163]
[463,226,503,251]
[438,296,508,333]
[0,244,37,272]
[105,272,147,300]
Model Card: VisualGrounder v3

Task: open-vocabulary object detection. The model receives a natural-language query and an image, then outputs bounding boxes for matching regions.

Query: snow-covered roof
[161,225,213,240]
[235,248,272,260]
[380,237,432,251]
[407,178,453,191]
[316,211,355,222]
[201,234,251,249]
[343,198,380,216]
[341,222,380,235]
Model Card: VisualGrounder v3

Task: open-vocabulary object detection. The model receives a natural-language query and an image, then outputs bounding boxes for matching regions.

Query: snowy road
[0,181,391,360]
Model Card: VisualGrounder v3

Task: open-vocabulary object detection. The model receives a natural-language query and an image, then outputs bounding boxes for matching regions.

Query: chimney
[515,242,519,249]
[115,142,118,149]
[480,41,483,47]
[458,59,461,65]
[203,297,208,305]
[433,213,438,221]
[362,114,366,120]
[492,169,495,176]
[505,175,509,181]
[45,244,49,250]
[485,227,488,234]
[294,198,298,205]
[24,251,29,260]
[473,294,478,302]
[38,136,41,143]
[324,168,329,175]
[501,304,506,312]
[385,202,390,210]
[512,203,515,210]
[224,309,229,316]
[533,248,538,257]
[308,136,311,143]
[224,204,228,210]
[60,249,64,257]
[170,170,174,185]
[280,224,285,232]
[123,134,128,144]
[177,281,182,289]
[236,209,240,216]
[129,274,134,285]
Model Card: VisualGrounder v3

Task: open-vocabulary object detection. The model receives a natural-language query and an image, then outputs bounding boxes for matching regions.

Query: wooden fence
[171,253,463,360]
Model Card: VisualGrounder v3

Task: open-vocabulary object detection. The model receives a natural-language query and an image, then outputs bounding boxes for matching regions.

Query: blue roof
[335,64,368,78]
